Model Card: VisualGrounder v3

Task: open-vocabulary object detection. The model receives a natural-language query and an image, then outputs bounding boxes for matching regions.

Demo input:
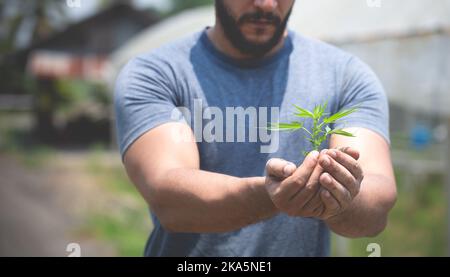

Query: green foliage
[339,171,447,257]
[269,102,358,156]
[54,79,110,121]
[85,211,150,257]
[0,0,67,53]
[83,153,152,256]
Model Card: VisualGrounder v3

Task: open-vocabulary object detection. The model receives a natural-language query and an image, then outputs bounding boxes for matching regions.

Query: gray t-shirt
[114,29,390,257]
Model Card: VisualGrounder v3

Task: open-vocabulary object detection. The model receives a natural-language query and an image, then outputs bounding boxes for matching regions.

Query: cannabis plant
[269,103,358,156]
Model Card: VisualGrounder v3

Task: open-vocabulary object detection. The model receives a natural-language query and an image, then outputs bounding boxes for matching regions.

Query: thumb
[266,158,297,179]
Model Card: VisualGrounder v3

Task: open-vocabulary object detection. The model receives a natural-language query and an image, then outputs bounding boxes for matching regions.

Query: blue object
[410,124,432,150]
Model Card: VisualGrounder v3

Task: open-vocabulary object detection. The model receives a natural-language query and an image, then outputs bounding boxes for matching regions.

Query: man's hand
[317,147,364,220]
[265,147,363,219]
[265,151,326,218]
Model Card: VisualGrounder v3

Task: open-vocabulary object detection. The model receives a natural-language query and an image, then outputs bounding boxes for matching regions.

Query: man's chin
[241,27,276,42]
[241,34,275,47]
[235,33,283,57]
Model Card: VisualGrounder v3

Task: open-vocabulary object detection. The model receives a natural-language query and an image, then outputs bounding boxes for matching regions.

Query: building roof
[20,3,159,81]
[6,3,159,68]
[33,2,159,55]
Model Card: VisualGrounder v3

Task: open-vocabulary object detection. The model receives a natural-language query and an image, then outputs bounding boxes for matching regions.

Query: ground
[0,149,151,257]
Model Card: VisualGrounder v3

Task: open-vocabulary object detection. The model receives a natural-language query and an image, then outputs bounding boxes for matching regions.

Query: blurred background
[0,0,449,257]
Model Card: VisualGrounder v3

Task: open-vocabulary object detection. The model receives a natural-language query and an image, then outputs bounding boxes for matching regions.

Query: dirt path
[0,152,117,257]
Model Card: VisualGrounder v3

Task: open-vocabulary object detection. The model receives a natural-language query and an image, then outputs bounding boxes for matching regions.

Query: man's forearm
[147,168,278,233]
[325,173,397,238]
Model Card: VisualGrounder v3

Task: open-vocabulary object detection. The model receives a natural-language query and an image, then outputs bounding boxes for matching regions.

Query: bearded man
[114,0,397,257]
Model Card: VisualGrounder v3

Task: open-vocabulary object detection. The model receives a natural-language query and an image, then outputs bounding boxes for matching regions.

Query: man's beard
[215,0,293,58]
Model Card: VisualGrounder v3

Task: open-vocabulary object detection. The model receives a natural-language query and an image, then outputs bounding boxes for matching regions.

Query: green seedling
[268,102,358,156]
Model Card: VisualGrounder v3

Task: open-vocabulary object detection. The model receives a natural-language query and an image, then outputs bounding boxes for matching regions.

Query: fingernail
[310,151,319,161]
[320,149,328,155]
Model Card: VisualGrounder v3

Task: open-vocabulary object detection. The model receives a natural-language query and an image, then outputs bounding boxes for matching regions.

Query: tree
[0,0,66,54]
[0,0,68,142]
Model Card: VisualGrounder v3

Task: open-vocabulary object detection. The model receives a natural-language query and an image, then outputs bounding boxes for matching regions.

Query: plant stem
[312,116,320,152]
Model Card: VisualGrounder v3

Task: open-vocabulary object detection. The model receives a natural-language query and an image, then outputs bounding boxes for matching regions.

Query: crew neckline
[200,27,293,69]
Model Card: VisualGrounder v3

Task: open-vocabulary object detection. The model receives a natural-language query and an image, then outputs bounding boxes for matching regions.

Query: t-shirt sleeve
[332,56,390,145]
[114,56,183,160]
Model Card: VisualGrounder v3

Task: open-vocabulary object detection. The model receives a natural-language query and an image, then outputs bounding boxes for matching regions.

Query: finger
[336,146,360,161]
[266,158,297,179]
[288,164,322,213]
[319,189,341,219]
[287,150,320,184]
[289,150,326,209]
[328,149,364,187]
[302,187,324,212]
[319,173,352,210]
[273,151,319,207]
[319,154,358,198]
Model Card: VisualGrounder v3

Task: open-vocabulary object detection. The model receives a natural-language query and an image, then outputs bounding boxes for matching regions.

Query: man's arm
[123,122,280,233]
[321,127,397,238]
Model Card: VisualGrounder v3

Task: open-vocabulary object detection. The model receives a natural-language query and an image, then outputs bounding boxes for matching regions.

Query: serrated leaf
[267,122,303,131]
[293,105,314,118]
[329,129,356,137]
[313,105,323,118]
[313,102,328,119]
[294,112,312,118]
[324,107,358,123]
